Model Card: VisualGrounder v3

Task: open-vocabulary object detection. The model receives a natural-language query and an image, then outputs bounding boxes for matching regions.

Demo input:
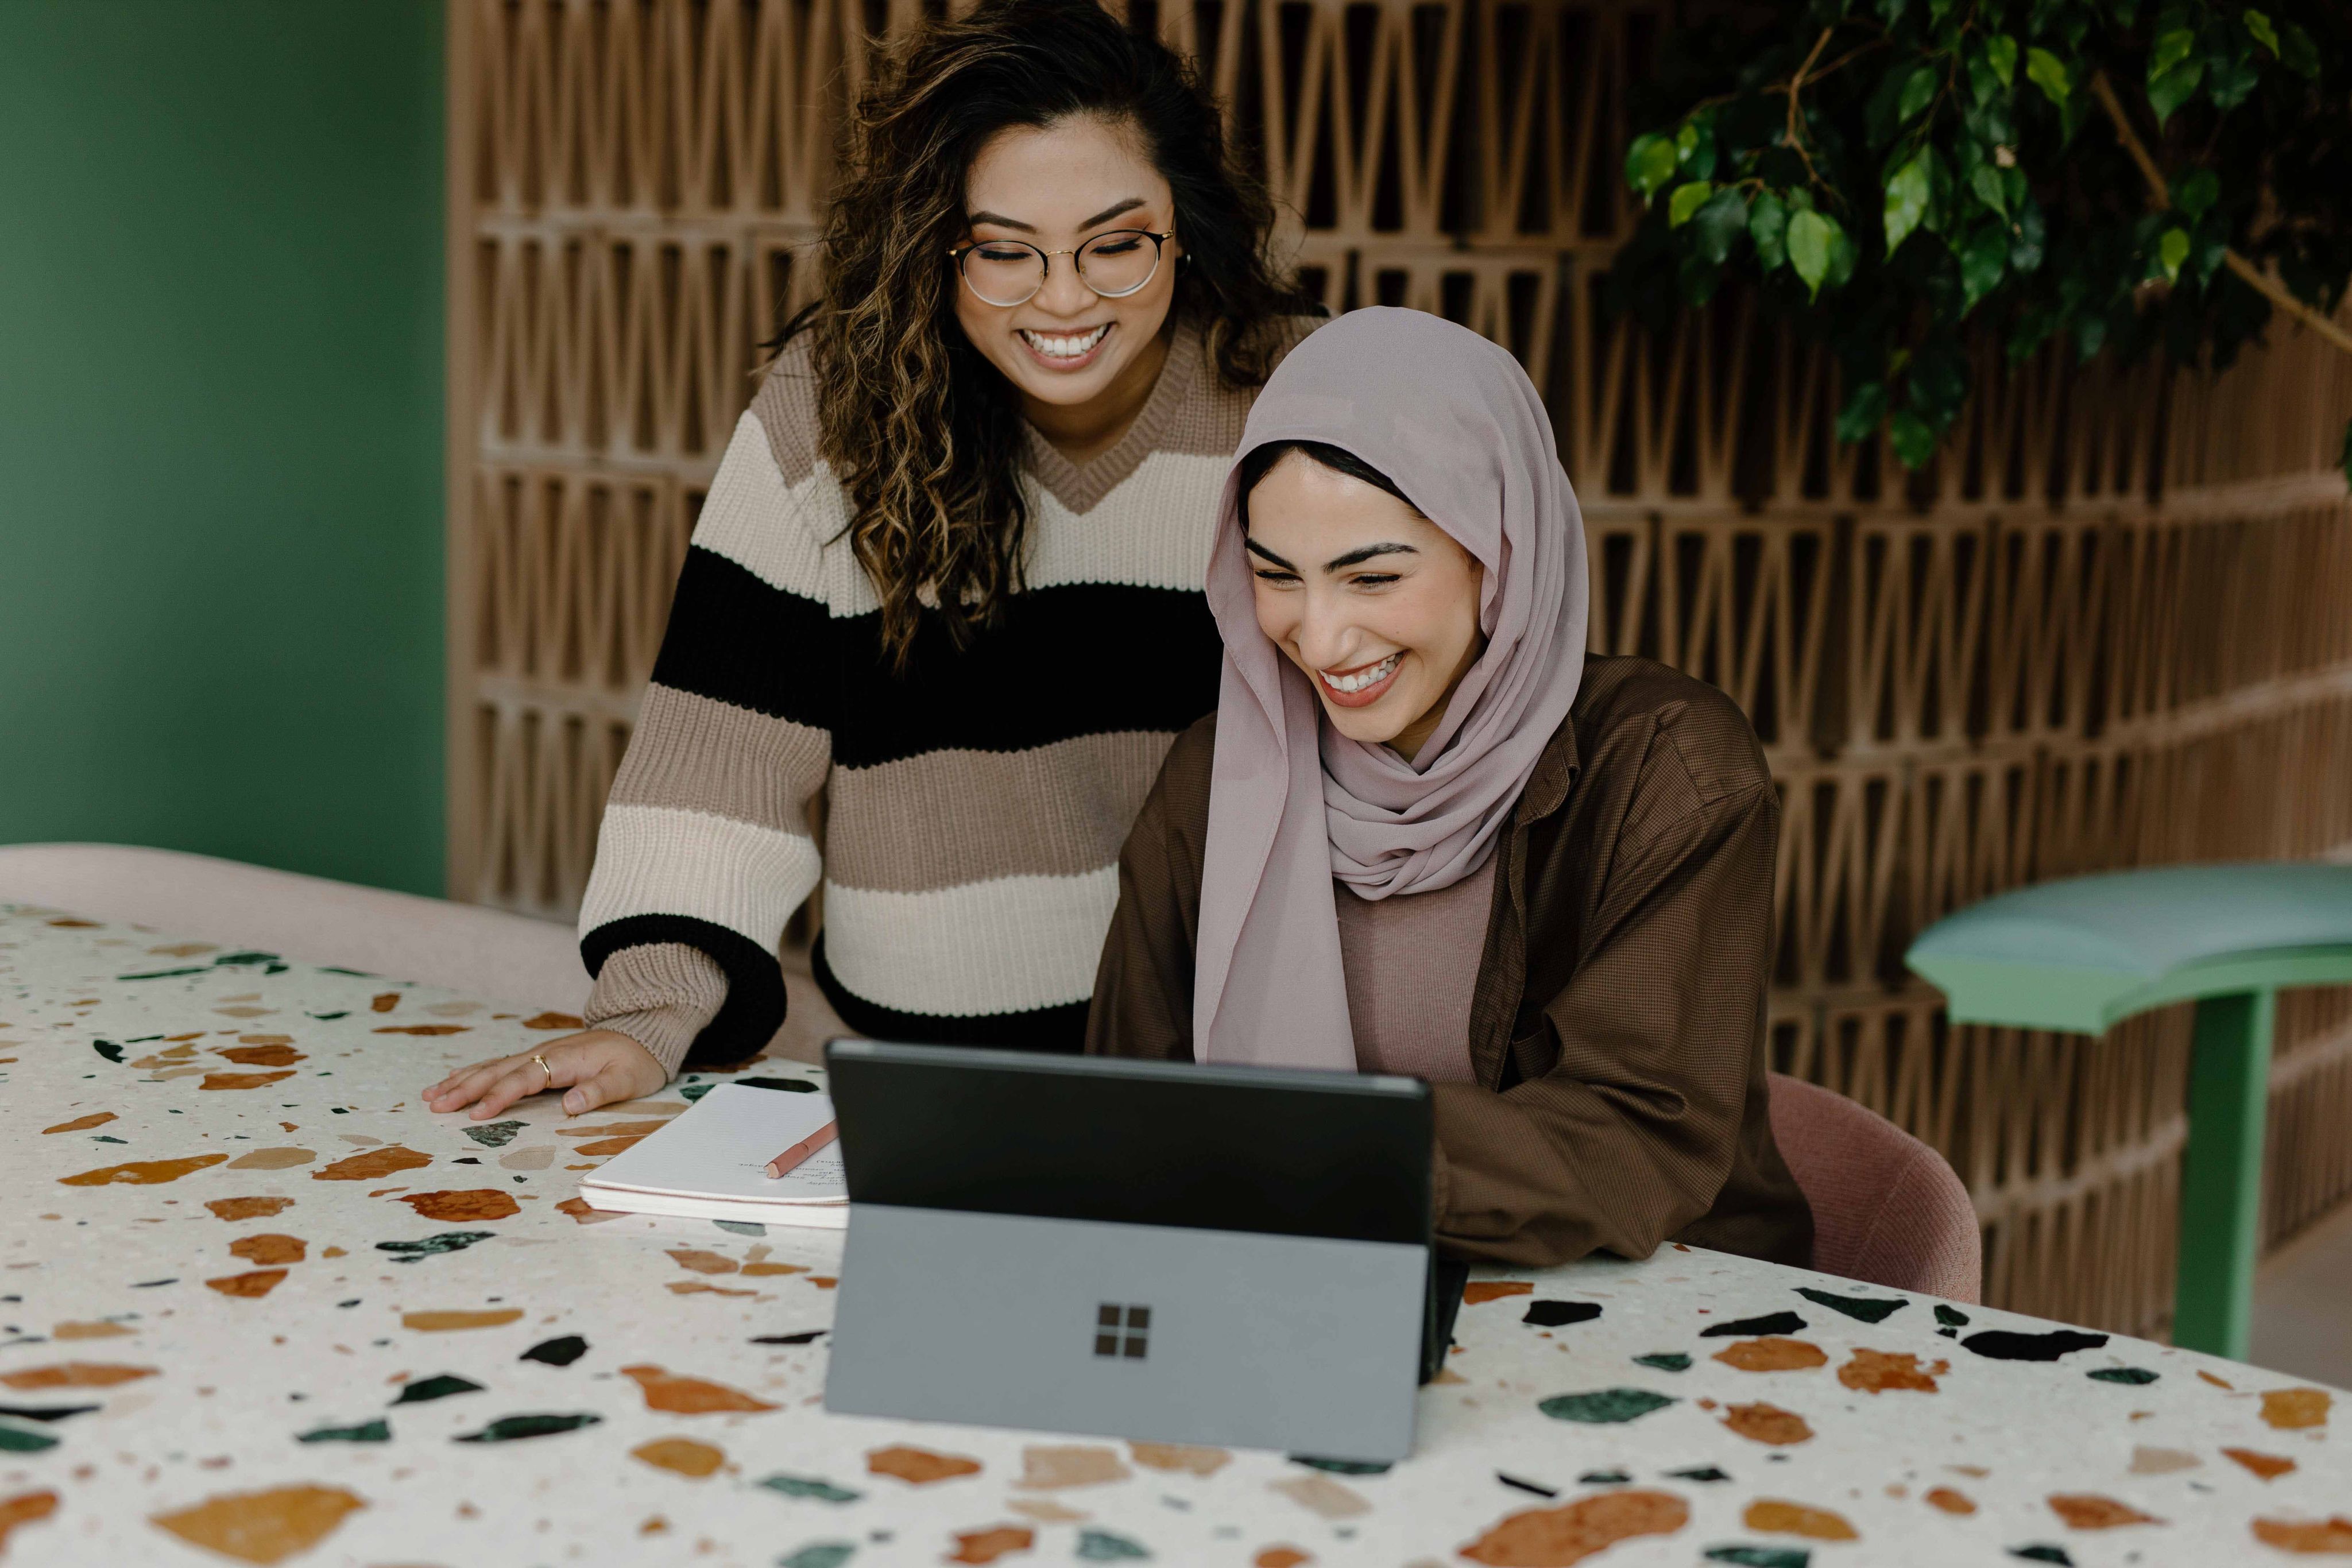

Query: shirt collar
[1512,710,1581,826]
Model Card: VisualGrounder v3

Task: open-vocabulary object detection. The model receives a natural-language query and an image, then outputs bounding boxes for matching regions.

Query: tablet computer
[822,1041,1446,1462]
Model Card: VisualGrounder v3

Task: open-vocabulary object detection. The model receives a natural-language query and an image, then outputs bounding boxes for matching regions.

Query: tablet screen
[826,1042,1432,1246]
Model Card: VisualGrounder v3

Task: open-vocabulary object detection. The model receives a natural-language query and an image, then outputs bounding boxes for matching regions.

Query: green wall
[0,2,446,895]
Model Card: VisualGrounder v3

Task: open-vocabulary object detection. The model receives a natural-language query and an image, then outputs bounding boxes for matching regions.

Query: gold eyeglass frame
[947,229,1178,307]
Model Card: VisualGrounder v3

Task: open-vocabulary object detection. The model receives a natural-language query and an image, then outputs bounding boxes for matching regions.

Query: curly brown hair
[785,0,1305,668]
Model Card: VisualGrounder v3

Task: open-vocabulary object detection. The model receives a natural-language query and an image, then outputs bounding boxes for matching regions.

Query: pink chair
[1767,1071,1982,1303]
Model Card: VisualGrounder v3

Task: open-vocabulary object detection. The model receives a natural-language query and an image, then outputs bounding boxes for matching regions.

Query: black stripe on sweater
[649,546,1223,768]
[651,548,837,730]
[831,584,1222,767]
[582,914,786,1072]
[811,933,1088,1054]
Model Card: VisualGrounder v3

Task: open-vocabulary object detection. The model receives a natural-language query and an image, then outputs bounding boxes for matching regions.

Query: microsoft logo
[1093,1303,1150,1360]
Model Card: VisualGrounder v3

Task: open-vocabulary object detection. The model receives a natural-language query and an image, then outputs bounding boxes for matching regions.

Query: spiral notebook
[577,1081,848,1230]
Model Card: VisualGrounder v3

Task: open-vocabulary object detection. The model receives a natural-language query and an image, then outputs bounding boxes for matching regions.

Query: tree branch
[2090,69,2352,357]
[1783,26,1836,183]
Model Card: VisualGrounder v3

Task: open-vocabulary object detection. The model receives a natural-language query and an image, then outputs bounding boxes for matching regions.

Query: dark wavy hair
[783,0,1304,668]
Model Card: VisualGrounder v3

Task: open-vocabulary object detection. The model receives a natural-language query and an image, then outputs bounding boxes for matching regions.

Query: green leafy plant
[1615,1,2352,481]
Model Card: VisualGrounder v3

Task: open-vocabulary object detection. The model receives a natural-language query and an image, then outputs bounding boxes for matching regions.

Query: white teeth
[1320,653,1400,694]
[1020,324,1109,360]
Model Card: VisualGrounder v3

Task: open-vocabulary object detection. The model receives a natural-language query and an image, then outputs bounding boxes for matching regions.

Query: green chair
[1906,862,2352,1360]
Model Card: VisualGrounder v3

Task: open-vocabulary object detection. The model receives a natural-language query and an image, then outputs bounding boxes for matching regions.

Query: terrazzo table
[1,905,2345,1568]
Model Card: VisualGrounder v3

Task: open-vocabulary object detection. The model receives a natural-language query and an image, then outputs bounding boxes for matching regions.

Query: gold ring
[532,1053,553,1090]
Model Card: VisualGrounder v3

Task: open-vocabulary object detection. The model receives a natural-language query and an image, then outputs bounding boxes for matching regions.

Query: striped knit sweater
[578,317,1316,1074]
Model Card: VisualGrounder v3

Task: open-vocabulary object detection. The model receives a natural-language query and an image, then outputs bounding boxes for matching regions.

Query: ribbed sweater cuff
[585,941,729,1079]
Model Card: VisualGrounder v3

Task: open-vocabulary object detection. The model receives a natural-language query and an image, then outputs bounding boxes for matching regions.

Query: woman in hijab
[1086,308,1812,1268]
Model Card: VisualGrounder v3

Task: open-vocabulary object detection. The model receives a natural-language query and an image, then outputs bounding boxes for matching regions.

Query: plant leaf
[1689,188,1751,265]
[2026,47,2070,104]
[2147,60,2204,124]
[2075,311,2108,362]
[1898,64,1940,125]
[2009,196,2047,274]
[1970,162,2009,217]
[1985,35,2018,88]
[2149,26,2196,76]
[1835,381,1887,444]
[1676,119,1717,180]
[2193,229,2227,285]
[1889,411,1937,469]
[1788,210,1841,298]
[1668,181,1714,227]
[2243,9,2280,56]
[2208,53,2258,110]
[2157,226,2191,282]
[1625,132,1680,199]
[1960,223,2009,309]
[1884,152,1933,255]
[1824,224,1859,292]
[2172,168,2219,222]
[1966,49,2002,107]
[1750,189,1789,270]
[2280,21,2319,80]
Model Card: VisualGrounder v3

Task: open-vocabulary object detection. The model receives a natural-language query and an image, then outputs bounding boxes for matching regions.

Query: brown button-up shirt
[1085,653,1813,1271]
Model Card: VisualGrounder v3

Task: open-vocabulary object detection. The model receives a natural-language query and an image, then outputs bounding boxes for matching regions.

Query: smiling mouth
[1316,651,1402,707]
[1018,324,1111,363]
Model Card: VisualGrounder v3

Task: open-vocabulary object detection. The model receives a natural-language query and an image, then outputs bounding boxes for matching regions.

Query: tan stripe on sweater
[604,686,829,839]
[586,941,729,1078]
[823,730,1179,892]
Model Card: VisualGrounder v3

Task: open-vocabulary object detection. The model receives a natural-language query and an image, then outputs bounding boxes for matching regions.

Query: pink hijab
[1193,308,1589,1070]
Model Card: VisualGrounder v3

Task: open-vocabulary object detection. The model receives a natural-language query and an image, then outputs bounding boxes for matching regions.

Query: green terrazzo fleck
[1537,1388,1677,1423]
[297,1419,390,1443]
[1794,1286,1906,1323]
[1704,1548,1809,1567]
[1076,1529,1152,1561]
[378,1232,497,1264]
[1290,1456,1389,1474]
[776,1544,856,1568]
[1700,1311,1805,1338]
[453,1412,602,1442]
[757,1474,862,1503]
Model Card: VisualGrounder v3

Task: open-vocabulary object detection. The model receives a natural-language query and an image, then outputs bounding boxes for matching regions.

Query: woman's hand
[422,1029,667,1120]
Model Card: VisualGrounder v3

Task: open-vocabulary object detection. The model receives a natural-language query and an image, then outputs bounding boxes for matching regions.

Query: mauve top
[1333,853,1496,1083]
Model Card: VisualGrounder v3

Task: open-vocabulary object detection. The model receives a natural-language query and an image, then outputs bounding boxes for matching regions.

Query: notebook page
[581,1082,844,1206]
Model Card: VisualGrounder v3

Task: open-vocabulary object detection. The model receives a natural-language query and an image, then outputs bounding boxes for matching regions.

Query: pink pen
[762,1121,838,1179]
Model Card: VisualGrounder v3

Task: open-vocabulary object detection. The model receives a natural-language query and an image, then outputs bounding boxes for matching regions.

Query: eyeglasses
[947,229,1177,308]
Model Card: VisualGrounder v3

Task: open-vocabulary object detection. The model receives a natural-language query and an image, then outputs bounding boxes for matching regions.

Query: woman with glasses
[426,0,1317,1120]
